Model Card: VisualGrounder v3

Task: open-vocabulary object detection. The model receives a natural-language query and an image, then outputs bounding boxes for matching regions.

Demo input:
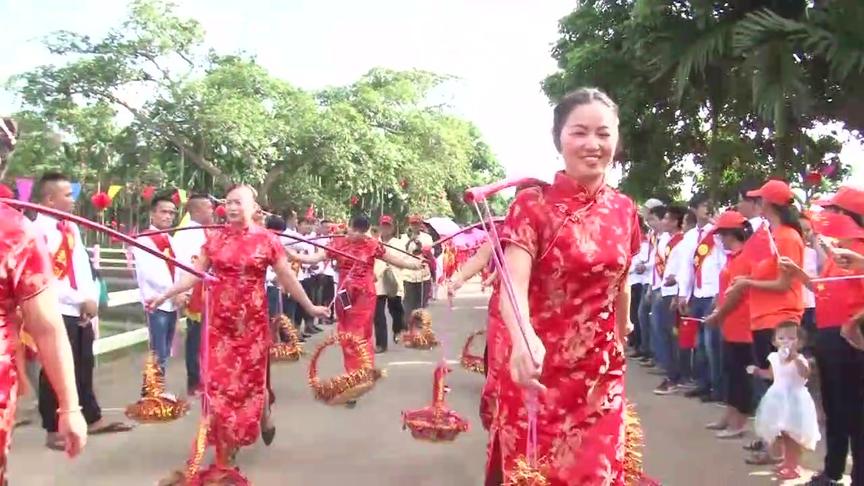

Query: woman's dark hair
[717,221,753,243]
[351,215,370,233]
[265,214,287,232]
[738,181,761,202]
[666,205,687,230]
[769,203,803,236]
[552,88,619,152]
[685,210,697,227]
[648,205,667,220]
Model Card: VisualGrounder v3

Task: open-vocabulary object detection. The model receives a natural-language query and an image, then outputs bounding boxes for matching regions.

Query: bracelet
[56,406,82,415]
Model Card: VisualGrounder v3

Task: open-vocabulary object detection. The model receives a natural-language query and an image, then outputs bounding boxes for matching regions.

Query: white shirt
[172,220,207,278]
[628,239,651,286]
[676,223,727,299]
[132,227,176,312]
[802,247,818,308]
[291,231,320,281]
[749,217,765,232]
[375,235,407,296]
[652,232,670,291]
[661,233,687,297]
[32,213,98,317]
[403,232,434,283]
[318,235,337,277]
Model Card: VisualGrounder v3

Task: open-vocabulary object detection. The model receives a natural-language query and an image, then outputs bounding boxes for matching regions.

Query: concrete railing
[89,246,150,356]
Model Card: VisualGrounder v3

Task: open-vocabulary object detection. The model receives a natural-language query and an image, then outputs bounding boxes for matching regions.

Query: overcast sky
[1,0,859,190]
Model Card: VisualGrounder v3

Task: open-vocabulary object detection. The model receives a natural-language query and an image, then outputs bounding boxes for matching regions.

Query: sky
[1,0,860,192]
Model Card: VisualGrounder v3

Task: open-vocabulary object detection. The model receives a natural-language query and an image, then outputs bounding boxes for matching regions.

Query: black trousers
[374,295,405,350]
[403,281,430,319]
[815,327,864,482]
[293,278,317,329]
[319,274,336,320]
[39,315,102,432]
[628,283,643,349]
[723,341,753,415]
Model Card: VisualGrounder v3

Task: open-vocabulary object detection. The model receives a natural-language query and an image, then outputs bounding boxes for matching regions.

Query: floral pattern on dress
[487,172,640,486]
[201,225,285,449]
[0,203,52,470]
[327,236,384,371]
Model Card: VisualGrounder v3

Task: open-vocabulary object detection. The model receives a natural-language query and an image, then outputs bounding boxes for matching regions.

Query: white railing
[89,245,150,356]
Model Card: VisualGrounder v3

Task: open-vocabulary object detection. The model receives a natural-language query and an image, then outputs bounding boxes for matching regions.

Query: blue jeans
[690,297,722,397]
[147,309,178,373]
[185,318,201,390]
[637,285,652,357]
[651,293,679,381]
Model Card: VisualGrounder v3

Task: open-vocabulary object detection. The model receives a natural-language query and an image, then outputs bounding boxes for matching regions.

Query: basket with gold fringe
[402,362,469,442]
[125,352,189,424]
[402,309,439,350]
[505,401,655,486]
[460,329,485,374]
[308,332,384,405]
[269,315,303,362]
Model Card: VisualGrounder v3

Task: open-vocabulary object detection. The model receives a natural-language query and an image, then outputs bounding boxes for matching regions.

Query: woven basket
[308,332,383,405]
[460,329,486,374]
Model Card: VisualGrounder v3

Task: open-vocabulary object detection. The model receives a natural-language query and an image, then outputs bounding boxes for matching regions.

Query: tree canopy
[6,0,503,222]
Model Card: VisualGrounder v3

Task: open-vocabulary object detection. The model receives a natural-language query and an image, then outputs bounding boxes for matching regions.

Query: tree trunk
[258,165,285,207]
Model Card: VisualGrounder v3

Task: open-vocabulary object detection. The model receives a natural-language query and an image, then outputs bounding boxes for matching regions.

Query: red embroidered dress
[0,204,52,474]
[327,236,384,371]
[201,225,285,451]
[488,172,640,486]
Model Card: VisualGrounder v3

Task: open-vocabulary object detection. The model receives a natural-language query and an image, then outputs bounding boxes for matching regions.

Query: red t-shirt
[718,251,752,343]
[815,239,864,329]
[749,225,805,330]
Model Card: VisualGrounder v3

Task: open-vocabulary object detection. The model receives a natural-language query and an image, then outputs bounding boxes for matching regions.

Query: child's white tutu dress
[754,351,821,450]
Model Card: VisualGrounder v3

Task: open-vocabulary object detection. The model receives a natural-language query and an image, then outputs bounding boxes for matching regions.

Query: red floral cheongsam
[488,172,640,486]
[201,225,285,450]
[480,282,506,430]
[0,203,52,468]
[327,236,384,372]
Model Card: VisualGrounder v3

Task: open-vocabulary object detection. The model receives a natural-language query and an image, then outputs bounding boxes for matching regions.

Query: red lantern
[171,191,181,207]
[350,195,359,206]
[91,192,112,211]
[215,205,227,218]
[804,171,822,186]
[141,185,156,201]
[0,183,13,199]
[305,204,315,220]
[400,179,409,189]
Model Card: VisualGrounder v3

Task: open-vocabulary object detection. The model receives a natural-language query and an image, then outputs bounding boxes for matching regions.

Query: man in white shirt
[403,215,434,318]
[653,205,689,395]
[640,204,667,367]
[171,193,213,395]
[293,217,323,337]
[133,195,179,379]
[373,215,407,353]
[737,183,765,232]
[676,194,728,402]
[34,173,133,449]
[317,218,337,324]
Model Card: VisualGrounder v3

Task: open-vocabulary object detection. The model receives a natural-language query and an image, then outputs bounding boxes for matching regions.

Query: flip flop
[89,422,135,435]
[45,435,65,452]
[776,467,801,480]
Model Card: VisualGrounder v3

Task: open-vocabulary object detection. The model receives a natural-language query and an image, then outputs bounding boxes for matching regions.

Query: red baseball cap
[746,180,795,206]
[810,210,864,240]
[813,186,864,217]
[379,215,394,226]
[713,210,748,230]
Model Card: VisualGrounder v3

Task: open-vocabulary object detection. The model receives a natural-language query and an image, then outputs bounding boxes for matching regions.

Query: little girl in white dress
[749,321,821,480]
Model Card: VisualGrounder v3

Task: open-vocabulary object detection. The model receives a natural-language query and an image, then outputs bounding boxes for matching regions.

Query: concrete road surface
[8,282,850,485]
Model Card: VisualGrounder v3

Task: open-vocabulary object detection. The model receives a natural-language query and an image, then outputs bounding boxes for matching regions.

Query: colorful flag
[15,177,33,202]
[107,185,123,200]
[71,182,82,201]
[740,226,775,264]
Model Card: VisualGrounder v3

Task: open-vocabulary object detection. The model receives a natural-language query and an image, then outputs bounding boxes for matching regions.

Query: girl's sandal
[776,466,801,480]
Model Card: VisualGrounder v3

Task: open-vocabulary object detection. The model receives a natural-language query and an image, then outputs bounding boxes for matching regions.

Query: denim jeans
[637,285,653,357]
[147,309,178,373]
[690,297,722,398]
[185,318,201,390]
[652,293,679,381]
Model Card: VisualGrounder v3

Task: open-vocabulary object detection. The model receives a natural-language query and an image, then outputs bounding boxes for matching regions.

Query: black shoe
[306,324,323,334]
[805,473,843,485]
[700,394,719,403]
[375,346,386,354]
[345,400,357,409]
[685,387,709,398]
[262,425,276,446]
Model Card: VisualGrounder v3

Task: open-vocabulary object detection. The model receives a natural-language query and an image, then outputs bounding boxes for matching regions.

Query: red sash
[693,230,717,288]
[53,221,77,289]
[656,232,683,278]
[149,234,176,281]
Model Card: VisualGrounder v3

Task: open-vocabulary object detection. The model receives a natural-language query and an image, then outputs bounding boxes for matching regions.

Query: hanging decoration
[0,184,13,199]
[14,177,33,202]
[214,205,227,218]
[171,191,181,207]
[91,191,112,211]
[460,329,486,374]
[124,352,190,423]
[350,195,360,206]
[308,332,383,405]
[400,179,409,189]
[804,171,822,186]
[269,315,303,362]
[107,184,123,200]
[401,362,469,442]
[141,185,156,201]
[402,309,439,350]
[305,204,315,220]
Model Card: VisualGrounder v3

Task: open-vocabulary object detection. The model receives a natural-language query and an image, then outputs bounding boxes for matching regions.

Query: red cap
[810,211,864,240]
[379,215,394,226]
[746,180,794,206]
[813,186,864,217]
[713,210,748,230]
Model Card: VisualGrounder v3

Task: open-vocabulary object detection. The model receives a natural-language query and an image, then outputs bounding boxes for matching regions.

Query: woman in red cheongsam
[487,89,641,486]
[148,185,329,478]
[293,216,424,386]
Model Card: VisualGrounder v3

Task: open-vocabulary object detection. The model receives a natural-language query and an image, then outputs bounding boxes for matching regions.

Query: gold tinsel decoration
[402,362,469,442]
[125,352,189,424]
[269,315,303,362]
[460,329,486,374]
[402,309,439,350]
[308,332,383,405]
[508,457,550,486]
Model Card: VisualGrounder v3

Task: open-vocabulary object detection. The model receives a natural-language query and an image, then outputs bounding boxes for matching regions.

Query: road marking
[385,359,460,367]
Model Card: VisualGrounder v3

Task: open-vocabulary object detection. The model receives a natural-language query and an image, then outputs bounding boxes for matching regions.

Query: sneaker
[653,379,679,395]
[685,387,709,398]
[715,428,746,439]
[805,473,843,485]
[705,421,727,431]
[679,381,699,391]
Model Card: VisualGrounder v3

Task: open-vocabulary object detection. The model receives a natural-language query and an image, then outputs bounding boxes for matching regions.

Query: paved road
[8,282,850,485]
